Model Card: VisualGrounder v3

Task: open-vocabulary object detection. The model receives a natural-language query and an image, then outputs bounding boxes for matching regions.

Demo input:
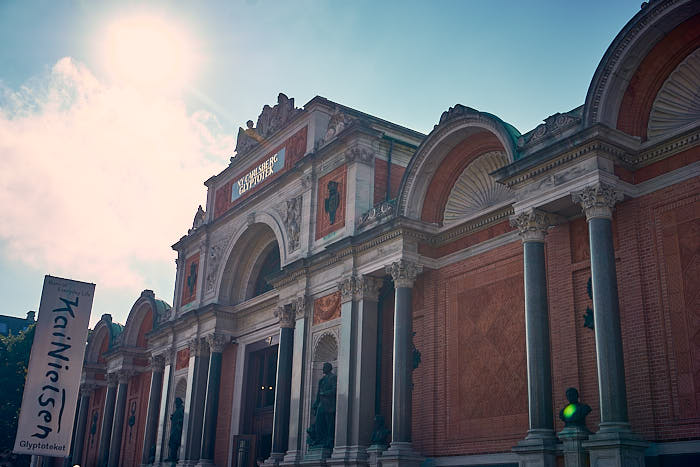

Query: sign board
[14,275,95,457]
[232,147,285,202]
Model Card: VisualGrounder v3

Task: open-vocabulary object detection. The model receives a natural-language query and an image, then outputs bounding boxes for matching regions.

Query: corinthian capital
[206,333,230,353]
[572,183,623,221]
[510,209,551,243]
[274,305,296,328]
[149,354,166,372]
[188,337,208,356]
[338,276,359,303]
[387,260,423,288]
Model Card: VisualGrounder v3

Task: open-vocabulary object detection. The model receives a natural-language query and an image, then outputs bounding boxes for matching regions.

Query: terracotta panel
[313,291,341,325]
[315,165,347,239]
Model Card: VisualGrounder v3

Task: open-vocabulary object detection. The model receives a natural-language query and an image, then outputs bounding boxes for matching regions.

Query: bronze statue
[324,181,340,225]
[559,387,591,428]
[167,397,185,461]
[370,414,390,446]
[307,362,337,448]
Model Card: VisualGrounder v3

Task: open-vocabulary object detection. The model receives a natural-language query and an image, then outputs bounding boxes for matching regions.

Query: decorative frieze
[319,108,354,147]
[205,242,225,292]
[295,294,309,320]
[510,209,552,243]
[386,260,423,288]
[572,183,623,220]
[517,108,582,148]
[358,199,395,228]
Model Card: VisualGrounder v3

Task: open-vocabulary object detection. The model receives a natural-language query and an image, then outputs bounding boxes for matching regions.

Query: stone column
[381,260,423,467]
[282,296,309,465]
[70,384,92,466]
[330,277,359,463]
[180,337,210,465]
[351,277,383,451]
[265,306,295,465]
[573,183,647,466]
[98,373,118,466]
[142,355,165,466]
[108,370,132,467]
[154,355,173,464]
[510,209,557,467]
[199,334,230,466]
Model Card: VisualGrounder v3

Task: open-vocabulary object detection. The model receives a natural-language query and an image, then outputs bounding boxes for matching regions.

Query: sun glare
[103,14,197,91]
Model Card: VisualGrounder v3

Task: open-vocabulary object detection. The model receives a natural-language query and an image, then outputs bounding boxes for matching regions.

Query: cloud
[0,58,233,299]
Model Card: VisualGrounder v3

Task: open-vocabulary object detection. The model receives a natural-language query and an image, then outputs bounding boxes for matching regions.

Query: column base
[379,442,423,467]
[282,450,305,465]
[195,459,216,467]
[582,430,648,467]
[512,436,558,467]
[262,452,287,467]
[328,445,369,467]
[304,446,333,462]
[367,444,387,467]
[558,426,590,467]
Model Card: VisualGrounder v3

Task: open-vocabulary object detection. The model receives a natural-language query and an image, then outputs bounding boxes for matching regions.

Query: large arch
[85,314,123,364]
[217,220,283,305]
[397,105,519,224]
[120,291,171,348]
[582,0,700,133]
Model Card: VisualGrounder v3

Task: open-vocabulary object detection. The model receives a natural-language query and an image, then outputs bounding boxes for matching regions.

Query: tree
[0,324,35,467]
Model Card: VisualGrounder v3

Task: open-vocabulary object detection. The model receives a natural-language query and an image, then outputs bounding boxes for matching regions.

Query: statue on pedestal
[167,397,185,461]
[307,362,337,449]
[559,387,591,429]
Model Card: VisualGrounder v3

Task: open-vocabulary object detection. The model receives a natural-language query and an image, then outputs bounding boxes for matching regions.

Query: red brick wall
[543,175,700,441]
[374,159,406,204]
[215,343,238,466]
[119,371,152,467]
[316,165,347,239]
[616,15,700,140]
[411,240,528,455]
[136,309,153,347]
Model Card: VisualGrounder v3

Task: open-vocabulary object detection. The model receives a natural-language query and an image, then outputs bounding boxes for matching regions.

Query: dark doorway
[243,344,278,463]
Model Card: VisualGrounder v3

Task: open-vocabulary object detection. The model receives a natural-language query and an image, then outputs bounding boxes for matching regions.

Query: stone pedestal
[583,431,648,467]
[367,444,387,467]
[304,446,333,463]
[558,426,589,467]
[379,442,423,467]
[512,437,558,467]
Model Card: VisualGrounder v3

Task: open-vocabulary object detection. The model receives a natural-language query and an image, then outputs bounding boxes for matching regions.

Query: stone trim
[337,275,383,302]
[572,182,623,220]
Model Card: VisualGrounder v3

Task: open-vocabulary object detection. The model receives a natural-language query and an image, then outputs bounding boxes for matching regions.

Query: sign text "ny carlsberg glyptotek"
[232,147,285,202]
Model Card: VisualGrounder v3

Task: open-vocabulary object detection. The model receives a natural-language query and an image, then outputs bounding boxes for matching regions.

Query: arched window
[253,244,280,297]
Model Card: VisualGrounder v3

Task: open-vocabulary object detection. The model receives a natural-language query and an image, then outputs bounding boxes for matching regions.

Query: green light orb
[563,404,577,420]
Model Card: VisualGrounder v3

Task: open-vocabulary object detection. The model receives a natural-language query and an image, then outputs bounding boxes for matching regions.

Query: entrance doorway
[243,344,278,464]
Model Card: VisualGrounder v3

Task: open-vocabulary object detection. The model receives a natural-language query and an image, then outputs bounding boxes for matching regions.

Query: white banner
[13,275,95,458]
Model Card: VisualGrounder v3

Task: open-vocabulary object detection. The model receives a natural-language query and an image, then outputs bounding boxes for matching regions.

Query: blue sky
[0,0,642,326]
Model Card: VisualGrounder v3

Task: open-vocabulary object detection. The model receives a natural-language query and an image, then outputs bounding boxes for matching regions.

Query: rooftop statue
[234,93,303,156]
